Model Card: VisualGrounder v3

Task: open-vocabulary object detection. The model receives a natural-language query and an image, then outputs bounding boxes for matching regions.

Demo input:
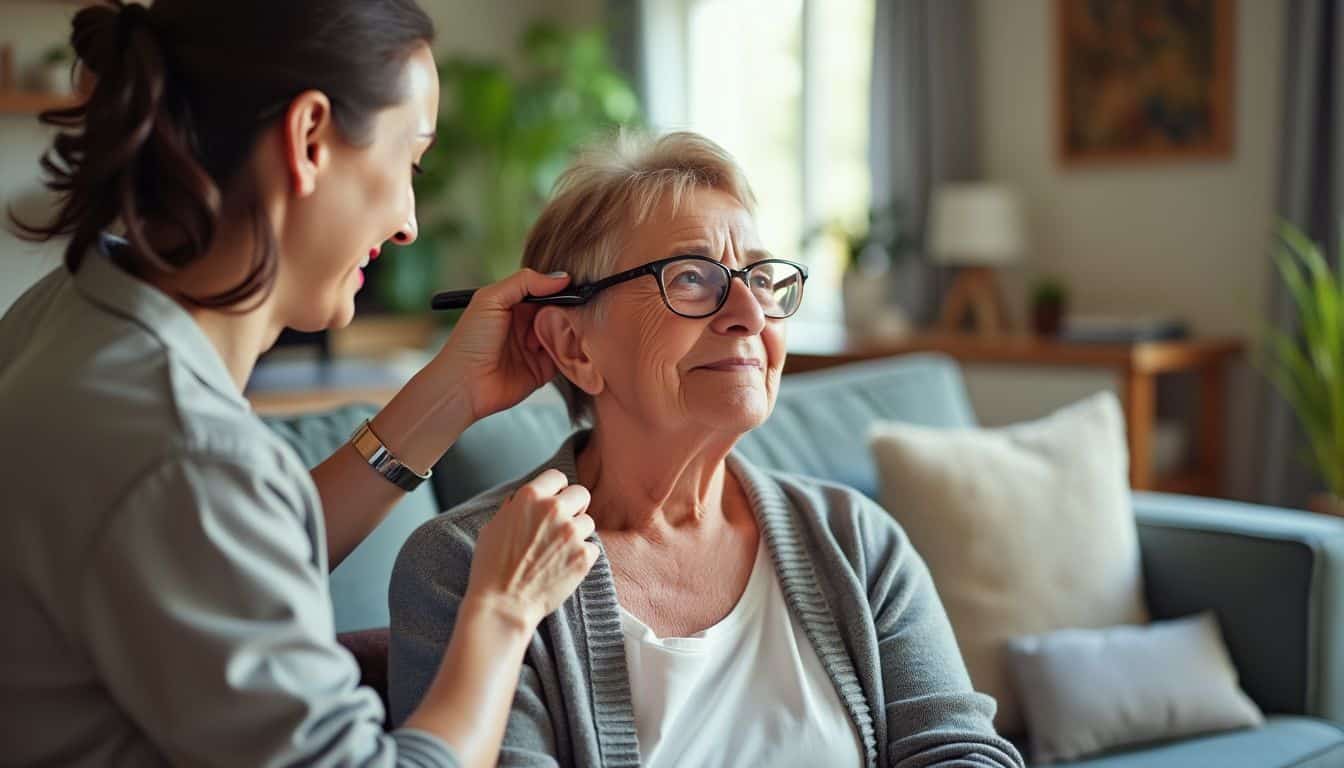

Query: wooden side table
[784,333,1244,496]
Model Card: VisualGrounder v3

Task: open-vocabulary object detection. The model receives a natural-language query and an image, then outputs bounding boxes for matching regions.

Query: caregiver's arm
[313,268,569,568]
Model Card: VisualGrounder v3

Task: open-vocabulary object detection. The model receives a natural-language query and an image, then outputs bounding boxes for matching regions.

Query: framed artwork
[1055,0,1235,165]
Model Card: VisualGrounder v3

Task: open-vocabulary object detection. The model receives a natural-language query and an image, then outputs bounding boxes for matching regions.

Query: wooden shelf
[1152,469,1213,497]
[0,89,80,115]
[787,332,1243,376]
[248,386,402,417]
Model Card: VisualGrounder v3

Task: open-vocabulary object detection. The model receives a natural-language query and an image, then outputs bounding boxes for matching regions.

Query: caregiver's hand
[464,469,599,629]
[322,269,574,568]
[437,269,573,421]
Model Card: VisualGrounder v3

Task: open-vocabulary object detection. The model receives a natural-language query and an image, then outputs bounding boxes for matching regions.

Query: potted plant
[1262,221,1344,515]
[803,204,915,339]
[1030,276,1068,336]
[411,21,641,293]
[33,44,73,95]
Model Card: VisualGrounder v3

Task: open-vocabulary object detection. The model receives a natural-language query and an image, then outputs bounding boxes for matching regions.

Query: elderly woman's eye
[673,271,703,285]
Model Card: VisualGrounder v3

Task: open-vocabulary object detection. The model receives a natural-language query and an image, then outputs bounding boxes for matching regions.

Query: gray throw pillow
[1006,612,1264,763]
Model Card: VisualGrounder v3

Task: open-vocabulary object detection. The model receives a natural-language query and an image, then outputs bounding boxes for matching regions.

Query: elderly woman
[390,132,1023,768]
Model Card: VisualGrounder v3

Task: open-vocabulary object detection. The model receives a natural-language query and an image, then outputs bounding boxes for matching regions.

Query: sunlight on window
[687,0,803,273]
[809,0,875,323]
[676,0,873,325]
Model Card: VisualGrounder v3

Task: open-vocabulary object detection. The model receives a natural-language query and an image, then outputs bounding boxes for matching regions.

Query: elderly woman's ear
[532,306,605,396]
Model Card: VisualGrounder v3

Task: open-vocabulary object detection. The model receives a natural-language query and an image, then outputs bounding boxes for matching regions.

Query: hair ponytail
[10,0,434,309]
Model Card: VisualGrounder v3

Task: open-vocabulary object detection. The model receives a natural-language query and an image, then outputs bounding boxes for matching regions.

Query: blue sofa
[264,353,1344,767]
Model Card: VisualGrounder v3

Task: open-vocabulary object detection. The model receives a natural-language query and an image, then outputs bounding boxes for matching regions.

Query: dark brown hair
[11,0,434,308]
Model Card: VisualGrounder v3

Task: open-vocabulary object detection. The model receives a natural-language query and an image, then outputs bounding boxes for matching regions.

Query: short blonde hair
[522,130,757,425]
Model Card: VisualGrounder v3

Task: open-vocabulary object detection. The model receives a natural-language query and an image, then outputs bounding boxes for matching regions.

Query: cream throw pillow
[868,392,1149,735]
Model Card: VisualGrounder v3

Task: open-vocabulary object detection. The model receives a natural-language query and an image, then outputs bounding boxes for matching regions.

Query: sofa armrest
[1132,491,1344,722]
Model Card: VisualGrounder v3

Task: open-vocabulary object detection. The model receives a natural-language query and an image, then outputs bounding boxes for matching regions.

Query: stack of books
[1060,315,1189,344]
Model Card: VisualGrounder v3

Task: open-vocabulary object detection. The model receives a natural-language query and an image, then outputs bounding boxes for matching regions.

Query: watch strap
[349,419,431,493]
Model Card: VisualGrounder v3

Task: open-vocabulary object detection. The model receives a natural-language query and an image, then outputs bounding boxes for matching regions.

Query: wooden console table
[785,333,1244,496]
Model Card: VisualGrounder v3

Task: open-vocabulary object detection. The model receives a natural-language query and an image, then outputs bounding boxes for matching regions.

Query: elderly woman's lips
[695,358,763,371]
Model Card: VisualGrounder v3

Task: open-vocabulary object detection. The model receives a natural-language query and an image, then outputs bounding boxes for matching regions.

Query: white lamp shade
[928,183,1026,266]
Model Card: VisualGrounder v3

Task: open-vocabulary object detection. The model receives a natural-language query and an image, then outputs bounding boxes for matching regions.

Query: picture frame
[1055,0,1235,166]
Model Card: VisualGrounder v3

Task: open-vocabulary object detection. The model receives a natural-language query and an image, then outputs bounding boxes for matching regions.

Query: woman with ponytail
[0,2,597,765]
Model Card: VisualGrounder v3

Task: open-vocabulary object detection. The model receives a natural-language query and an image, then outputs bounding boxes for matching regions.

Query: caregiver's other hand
[437,268,572,420]
[464,469,598,630]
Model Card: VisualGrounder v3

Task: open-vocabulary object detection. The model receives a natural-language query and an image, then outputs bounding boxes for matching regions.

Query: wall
[974,0,1286,500]
[0,0,602,312]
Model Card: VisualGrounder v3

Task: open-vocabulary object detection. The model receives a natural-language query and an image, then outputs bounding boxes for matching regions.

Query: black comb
[430,288,592,311]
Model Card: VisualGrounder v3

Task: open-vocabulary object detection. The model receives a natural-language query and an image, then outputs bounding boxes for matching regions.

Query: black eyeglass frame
[521,254,810,319]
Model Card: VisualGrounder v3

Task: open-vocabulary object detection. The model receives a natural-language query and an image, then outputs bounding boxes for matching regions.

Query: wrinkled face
[581,186,789,437]
[276,43,439,331]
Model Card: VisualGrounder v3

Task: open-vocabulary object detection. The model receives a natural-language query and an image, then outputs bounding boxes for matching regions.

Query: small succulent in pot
[1030,275,1068,336]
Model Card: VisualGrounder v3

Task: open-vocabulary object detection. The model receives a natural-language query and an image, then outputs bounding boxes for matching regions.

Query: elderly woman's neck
[576,424,740,531]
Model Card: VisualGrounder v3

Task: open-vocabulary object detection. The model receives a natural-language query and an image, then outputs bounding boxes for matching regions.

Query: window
[641,0,875,326]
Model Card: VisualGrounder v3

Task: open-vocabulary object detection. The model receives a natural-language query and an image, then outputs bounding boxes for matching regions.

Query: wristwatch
[349,419,432,492]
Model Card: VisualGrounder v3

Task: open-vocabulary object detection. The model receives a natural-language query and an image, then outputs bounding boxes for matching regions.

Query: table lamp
[928,182,1025,335]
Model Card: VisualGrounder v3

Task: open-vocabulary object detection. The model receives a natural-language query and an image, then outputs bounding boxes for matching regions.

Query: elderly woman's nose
[711,277,767,335]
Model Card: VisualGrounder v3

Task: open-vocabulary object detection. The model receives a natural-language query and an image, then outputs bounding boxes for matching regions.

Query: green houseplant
[803,204,917,339]
[1029,276,1068,336]
[412,21,641,289]
[35,43,74,95]
[804,204,915,275]
[1262,221,1344,511]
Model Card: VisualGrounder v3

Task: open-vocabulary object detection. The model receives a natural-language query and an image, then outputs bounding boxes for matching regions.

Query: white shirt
[619,541,864,767]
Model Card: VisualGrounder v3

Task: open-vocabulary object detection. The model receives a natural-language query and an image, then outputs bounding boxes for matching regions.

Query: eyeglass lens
[661,259,804,318]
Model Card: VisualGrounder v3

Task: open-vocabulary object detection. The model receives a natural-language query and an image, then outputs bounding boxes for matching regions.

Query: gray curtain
[1257,0,1344,507]
[868,0,979,324]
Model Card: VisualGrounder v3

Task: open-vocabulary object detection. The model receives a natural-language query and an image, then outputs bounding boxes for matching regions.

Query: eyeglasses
[557,255,809,318]
[429,255,809,317]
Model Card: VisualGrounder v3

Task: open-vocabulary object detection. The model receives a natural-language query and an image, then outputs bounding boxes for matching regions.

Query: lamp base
[939,266,1010,335]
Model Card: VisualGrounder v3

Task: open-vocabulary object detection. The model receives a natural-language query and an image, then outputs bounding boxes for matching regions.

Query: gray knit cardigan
[389,433,1024,768]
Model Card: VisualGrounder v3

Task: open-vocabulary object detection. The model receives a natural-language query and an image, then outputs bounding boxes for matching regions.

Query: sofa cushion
[1007,612,1263,763]
[869,393,1149,735]
[1048,715,1344,768]
[431,396,574,511]
[263,403,439,632]
[738,353,976,498]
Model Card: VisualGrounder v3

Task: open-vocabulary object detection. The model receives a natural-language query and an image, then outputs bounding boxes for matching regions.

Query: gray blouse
[390,432,1025,768]
[0,245,456,766]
